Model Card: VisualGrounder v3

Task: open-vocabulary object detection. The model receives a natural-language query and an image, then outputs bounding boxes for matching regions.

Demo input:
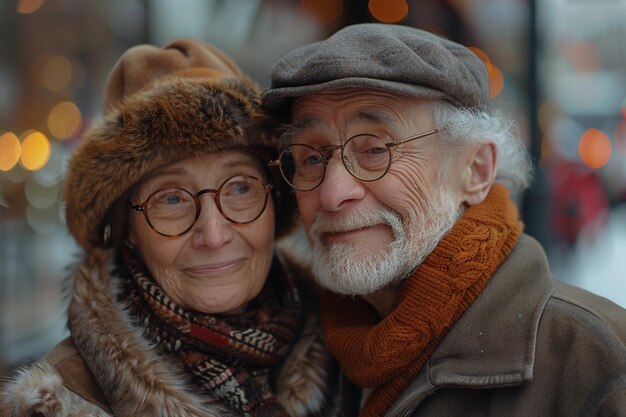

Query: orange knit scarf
[320,184,523,417]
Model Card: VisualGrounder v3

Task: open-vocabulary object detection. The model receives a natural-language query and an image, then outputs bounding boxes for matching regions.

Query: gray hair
[431,100,533,195]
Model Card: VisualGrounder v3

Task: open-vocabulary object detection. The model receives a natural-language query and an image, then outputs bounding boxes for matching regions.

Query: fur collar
[1,249,336,417]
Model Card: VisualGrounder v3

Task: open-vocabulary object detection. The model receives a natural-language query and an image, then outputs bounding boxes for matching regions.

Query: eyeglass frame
[269,128,439,191]
[128,174,274,237]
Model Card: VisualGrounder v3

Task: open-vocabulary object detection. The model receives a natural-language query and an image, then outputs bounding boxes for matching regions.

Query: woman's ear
[461,142,497,206]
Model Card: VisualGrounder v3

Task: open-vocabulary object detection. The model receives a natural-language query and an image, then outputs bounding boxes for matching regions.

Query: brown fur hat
[65,39,293,250]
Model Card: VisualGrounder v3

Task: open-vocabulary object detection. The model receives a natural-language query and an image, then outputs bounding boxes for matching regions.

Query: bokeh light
[538,99,560,133]
[539,132,552,166]
[33,142,64,186]
[0,132,21,171]
[368,0,408,23]
[16,0,45,14]
[25,176,60,209]
[20,131,51,171]
[47,101,82,139]
[614,119,626,157]
[39,55,73,92]
[469,46,492,70]
[300,0,343,25]
[26,203,61,234]
[489,64,504,99]
[567,40,602,73]
[578,128,611,169]
[621,97,626,119]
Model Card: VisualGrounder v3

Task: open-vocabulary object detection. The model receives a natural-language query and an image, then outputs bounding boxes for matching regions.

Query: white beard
[309,188,462,295]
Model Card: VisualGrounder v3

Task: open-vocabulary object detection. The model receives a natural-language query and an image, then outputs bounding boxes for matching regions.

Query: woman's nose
[190,197,234,249]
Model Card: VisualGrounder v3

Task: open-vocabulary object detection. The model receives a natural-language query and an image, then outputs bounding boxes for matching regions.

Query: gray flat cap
[263,23,489,118]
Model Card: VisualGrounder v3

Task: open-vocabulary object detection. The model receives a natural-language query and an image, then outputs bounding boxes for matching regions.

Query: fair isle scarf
[119,250,303,417]
[320,184,524,417]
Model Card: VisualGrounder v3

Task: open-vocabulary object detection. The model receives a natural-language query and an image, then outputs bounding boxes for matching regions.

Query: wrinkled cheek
[295,196,317,230]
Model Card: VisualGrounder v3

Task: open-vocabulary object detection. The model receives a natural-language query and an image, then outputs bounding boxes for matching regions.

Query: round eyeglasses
[129,175,273,237]
[270,129,438,192]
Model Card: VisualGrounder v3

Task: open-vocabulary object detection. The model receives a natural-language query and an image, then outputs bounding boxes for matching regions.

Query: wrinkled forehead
[288,88,435,141]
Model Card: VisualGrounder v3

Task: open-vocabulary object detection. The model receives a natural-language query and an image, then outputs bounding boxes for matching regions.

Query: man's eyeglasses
[129,175,273,237]
[269,129,438,192]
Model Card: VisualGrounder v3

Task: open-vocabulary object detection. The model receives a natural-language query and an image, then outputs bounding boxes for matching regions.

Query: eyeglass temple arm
[389,128,439,147]
[128,200,145,212]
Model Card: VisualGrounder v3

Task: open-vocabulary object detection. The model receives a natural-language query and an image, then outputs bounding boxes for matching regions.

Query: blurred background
[1,0,625,375]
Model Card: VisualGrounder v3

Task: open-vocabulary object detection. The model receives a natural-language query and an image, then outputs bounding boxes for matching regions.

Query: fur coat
[0,249,338,417]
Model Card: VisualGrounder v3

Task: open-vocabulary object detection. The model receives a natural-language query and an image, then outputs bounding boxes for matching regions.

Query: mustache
[310,206,403,236]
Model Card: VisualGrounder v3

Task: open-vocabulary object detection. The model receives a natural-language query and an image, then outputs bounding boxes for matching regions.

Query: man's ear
[461,142,497,206]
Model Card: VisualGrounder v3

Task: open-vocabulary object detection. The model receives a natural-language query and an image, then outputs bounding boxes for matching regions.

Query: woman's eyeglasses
[129,175,272,237]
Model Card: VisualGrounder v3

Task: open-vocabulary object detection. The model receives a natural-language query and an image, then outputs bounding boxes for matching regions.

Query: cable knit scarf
[320,184,523,417]
[119,251,303,417]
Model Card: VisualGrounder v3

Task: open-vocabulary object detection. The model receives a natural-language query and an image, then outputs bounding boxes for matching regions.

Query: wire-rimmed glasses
[270,128,438,191]
[129,175,273,237]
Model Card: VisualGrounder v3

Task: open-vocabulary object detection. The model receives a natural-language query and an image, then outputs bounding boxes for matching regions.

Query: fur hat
[65,39,292,250]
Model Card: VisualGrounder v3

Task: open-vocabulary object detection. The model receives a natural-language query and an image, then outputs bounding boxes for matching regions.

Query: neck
[362,284,401,318]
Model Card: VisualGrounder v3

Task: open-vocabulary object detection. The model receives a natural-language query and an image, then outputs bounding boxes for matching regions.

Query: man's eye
[364,147,387,155]
[303,154,323,165]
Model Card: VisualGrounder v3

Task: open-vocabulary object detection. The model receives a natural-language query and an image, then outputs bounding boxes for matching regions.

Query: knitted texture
[320,184,523,417]
[120,249,303,417]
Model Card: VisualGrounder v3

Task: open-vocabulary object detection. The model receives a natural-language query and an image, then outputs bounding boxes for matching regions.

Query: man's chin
[311,243,403,296]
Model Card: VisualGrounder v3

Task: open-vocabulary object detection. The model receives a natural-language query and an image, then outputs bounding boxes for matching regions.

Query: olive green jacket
[381,235,626,416]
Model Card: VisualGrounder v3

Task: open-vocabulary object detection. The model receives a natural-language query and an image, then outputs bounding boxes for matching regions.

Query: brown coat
[0,249,338,417]
[378,235,626,416]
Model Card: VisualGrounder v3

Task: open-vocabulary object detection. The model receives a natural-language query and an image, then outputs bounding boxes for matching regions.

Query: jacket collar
[386,234,554,416]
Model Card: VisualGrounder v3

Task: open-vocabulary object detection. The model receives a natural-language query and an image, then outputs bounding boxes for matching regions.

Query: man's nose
[191,197,234,249]
[318,156,366,212]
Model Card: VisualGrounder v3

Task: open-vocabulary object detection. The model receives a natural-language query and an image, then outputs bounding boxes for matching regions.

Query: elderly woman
[1,40,336,417]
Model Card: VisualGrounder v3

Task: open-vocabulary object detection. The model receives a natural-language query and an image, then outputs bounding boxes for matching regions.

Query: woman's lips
[184,259,244,275]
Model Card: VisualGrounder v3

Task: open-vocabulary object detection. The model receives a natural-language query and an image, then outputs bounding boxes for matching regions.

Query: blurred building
[1,0,625,372]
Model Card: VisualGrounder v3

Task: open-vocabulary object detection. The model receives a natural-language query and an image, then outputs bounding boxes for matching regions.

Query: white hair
[431,101,533,195]
[307,187,461,296]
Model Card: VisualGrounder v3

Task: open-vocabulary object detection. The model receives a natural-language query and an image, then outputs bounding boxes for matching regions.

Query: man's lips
[322,224,387,244]
[183,259,244,275]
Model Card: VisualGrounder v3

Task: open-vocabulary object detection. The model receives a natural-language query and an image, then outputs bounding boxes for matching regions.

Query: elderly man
[263,24,626,417]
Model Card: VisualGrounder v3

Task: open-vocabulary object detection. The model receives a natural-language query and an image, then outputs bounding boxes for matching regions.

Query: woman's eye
[231,182,251,195]
[165,194,181,204]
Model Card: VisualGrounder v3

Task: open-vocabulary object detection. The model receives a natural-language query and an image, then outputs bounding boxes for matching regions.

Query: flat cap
[263,23,489,118]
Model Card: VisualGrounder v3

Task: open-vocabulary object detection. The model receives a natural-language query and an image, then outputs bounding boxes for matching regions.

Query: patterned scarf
[119,250,303,417]
[320,184,523,417]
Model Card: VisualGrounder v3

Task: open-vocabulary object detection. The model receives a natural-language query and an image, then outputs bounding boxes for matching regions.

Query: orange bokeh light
[368,0,408,23]
[469,47,491,68]
[20,131,51,171]
[0,132,21,172]
[39,55,73,91]
[614,119,626,157]
[567,40,602,73]
[489,64,504,99]
[578,128,611,169]
[538,99,560,133]
[47,101,82,140]
[300,0,343,24]
[16,0,45,14]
